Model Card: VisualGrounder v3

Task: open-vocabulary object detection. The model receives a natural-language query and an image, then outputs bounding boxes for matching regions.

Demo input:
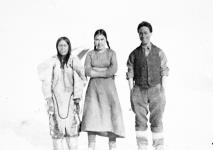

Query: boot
[138,144,148,150]
[53,139,63,150]
[88,142,95,150]
[109,139,116,150]
[66,137,78,150]
[154,144,164,150]
[88,133,96,150]
[152,132,164,150]
[136,131,148,150]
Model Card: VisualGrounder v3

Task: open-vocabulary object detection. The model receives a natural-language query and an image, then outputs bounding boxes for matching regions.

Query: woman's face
[57,40,69,56]
[94,34,107,50]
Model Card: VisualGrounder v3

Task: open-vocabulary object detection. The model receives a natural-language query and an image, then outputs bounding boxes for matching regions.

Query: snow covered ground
[1,77,213,150]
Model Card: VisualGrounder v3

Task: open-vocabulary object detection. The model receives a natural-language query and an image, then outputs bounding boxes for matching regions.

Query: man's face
[138,26,152,45]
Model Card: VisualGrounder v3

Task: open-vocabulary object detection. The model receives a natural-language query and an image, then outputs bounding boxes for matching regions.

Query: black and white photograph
[0,0,213,150]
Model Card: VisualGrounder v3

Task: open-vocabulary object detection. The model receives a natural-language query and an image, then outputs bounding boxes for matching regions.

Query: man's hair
[137,21,153,33]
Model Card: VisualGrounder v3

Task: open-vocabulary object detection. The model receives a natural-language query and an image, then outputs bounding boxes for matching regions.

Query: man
[126,21,169,150]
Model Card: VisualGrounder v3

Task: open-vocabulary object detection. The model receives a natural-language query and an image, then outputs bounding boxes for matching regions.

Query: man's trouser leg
[131,85,149,150]
[148,84,166,150]
[136,131,148,150]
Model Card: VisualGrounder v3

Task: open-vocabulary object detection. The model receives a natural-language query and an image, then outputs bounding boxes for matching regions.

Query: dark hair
[56,36,71,68]
[137,21,153,33]
[94,29,111,50]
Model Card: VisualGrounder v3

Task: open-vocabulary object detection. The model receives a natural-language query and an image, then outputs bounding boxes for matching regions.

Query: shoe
[138,145,148,150]
[155,145,164,150]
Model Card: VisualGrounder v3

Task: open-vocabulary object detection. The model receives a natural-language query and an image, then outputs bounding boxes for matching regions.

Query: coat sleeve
[159,49,169,76]
[126,51,135,80]
[72,57,87,99]
[84,52,92,77]
[103,50,118,77]
[37,58,55,99]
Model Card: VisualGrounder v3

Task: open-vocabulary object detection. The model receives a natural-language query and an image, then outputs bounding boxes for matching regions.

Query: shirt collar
[141,42,151,51]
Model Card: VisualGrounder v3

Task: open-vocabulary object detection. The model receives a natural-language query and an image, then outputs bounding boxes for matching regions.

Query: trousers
[131,84,166,132]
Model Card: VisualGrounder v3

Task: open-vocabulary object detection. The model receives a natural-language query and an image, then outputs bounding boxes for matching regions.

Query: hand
[74,98,80,105]
[130,87,134,93]
[129,87,134,112]
[45,97,54,115]
[74,98,80,113]
[83,81,87,87]
[128,78,134,93]
[161,76,166,88]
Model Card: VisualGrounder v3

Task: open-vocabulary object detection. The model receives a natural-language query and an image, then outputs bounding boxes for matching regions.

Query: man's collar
[141,42,151,50]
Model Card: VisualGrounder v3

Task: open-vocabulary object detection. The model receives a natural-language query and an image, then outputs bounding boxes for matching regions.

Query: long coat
[38,55,86,138]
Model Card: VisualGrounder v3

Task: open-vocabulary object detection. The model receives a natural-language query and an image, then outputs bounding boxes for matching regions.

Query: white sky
[0,0,213,149]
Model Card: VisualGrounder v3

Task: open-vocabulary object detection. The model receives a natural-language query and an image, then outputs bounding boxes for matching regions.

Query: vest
[133,44,161,88]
